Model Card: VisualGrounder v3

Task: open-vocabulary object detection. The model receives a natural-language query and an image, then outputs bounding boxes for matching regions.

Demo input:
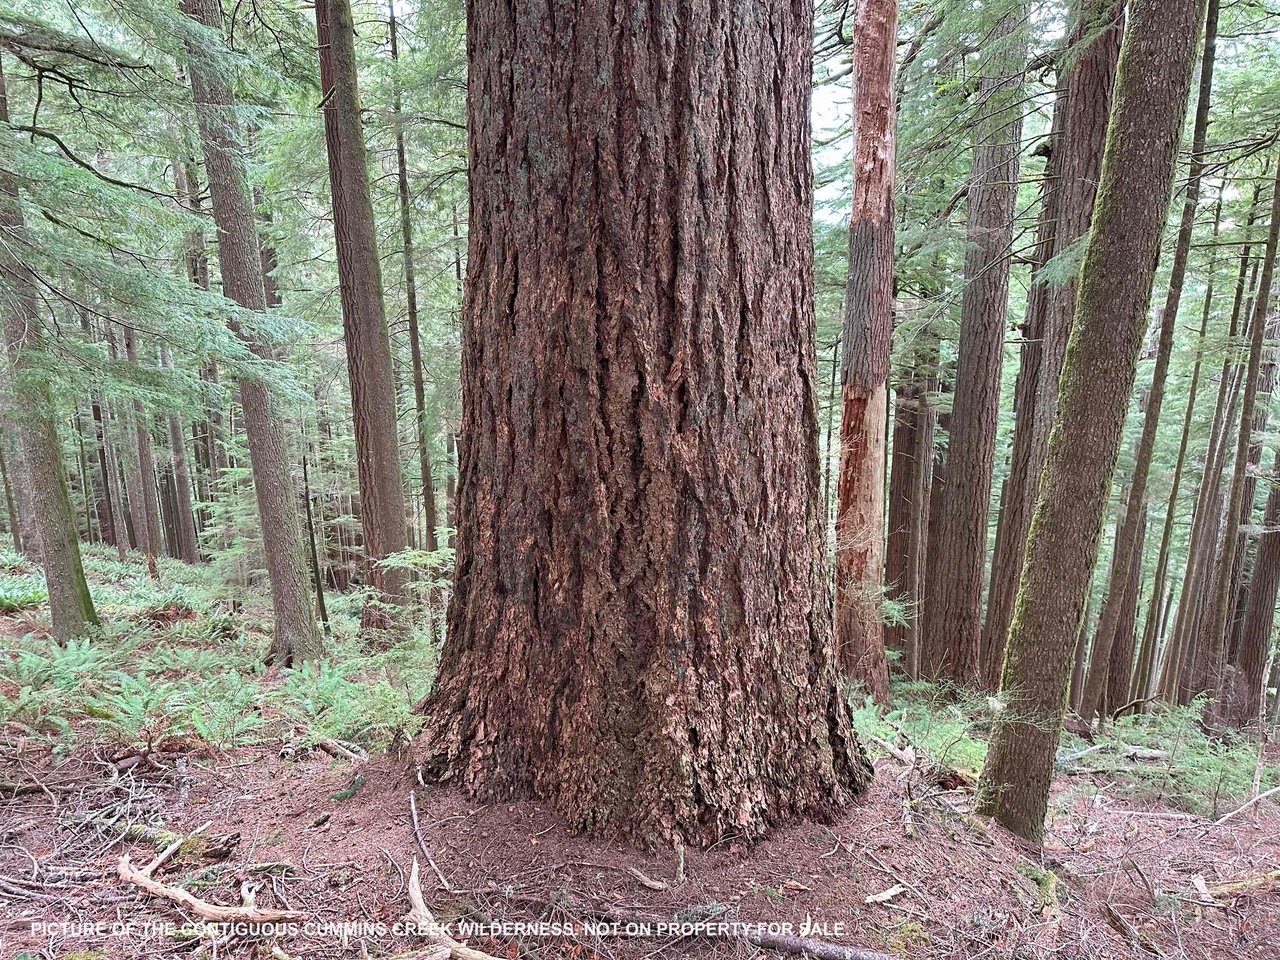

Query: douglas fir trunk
[421,0,872,847]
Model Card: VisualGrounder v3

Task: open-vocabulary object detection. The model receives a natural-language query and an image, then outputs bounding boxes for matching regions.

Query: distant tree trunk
[389,0,439,555]
[1159,190,1262,701]
[922,8,1027,685]
[0,53,97,639]
[1226,313,1280,661]
[420,0,872,846]
[834,0,896,703]
[976,0,1205,843]
[982,0,1124,687]
[314,0,409,610]
[1223,449,1280,726]
[1104,507,1147,715]
[884,379,928,660]
[161,347,200,563]
[1130,198,1222,712]
[1076,0,1220,726]
[1201,154,1280,704]
[0,443,21,551]
[301,451,331,632]
[122,326,162,579]
[182,0,323,664]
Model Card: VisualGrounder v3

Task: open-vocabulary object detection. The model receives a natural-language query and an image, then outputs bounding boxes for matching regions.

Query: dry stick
[1213,783,1280,827]
[117,854,307,923]
[406,859,501,960]
[408,790,453,891]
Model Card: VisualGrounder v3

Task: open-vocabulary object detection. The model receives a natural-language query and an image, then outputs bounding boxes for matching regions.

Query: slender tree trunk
[983,0,1125,688]
[922,8,1028,685]
[833,0,896,702]
[160,347,200,563]
[123,326,162,578]
[976,0,1205,842]
[182,0,322,664]
[1159,194,1262,700]
[420,0,872,846]
[1223,449,1280,726]
[314,0,409,611]
[387,0,440,556]
[1104,507,1147,715]
[1131,198,1222,712]
[885,382,923,658]
[0,53,97,638]
[0,443,20,551]
[1077,0,1220,726]
[1201,154,1280,704]
[301,451,331,632]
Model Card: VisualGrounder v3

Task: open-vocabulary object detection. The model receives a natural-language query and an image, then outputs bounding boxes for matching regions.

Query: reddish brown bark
[833,0,896,703]
[420,0,871,846]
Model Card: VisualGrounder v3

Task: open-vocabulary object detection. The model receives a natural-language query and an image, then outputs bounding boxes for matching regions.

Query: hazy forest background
[1,0,1279,958]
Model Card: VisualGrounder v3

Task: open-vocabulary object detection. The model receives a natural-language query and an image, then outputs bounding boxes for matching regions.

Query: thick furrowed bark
[421,0,871,847]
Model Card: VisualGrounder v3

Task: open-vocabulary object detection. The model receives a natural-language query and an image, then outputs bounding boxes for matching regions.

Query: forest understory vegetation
[2,546,1278,959]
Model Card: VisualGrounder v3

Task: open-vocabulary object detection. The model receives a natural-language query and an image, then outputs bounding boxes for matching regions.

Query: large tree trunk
[182,0,323,664]
[981,0,1124,687]
[833,0,896,703]
[420,0,872,847]
[1078,0,1220,726]
[314,0,409,611]
[921,8,1027,685]
[0,53,98,639]
[976,0,1205,843]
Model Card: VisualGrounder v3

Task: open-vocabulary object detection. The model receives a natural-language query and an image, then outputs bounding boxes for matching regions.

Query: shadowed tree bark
[420,0,872,846]
[976,0,1206,842]
[314,0,409,611]
[922,7,1028,684]
[123,325,162,579]
[182,0,323,664]
[0,52,97,639]
[834,0,896,703]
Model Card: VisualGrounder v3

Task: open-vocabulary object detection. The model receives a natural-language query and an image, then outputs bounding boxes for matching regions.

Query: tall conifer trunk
[921,8,1027,684]
[421,0,871,846]
[182,0,323,664]
[976,0,1206,842]
[834,0,896,703]
[314,0,409,610]
[0,52,97,639]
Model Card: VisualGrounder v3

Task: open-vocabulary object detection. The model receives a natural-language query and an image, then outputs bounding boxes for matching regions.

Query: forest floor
[1,545,1278,960]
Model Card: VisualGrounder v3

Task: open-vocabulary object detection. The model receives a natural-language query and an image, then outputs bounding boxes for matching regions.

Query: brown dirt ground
[1,737,1277,960]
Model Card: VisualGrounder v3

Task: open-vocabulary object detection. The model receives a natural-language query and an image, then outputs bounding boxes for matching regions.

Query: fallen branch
[1213,784,1280,827]
[408,790,453,891]
[117,854,306,923]
[1204,869,1280,898]
[405,858,501,960]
